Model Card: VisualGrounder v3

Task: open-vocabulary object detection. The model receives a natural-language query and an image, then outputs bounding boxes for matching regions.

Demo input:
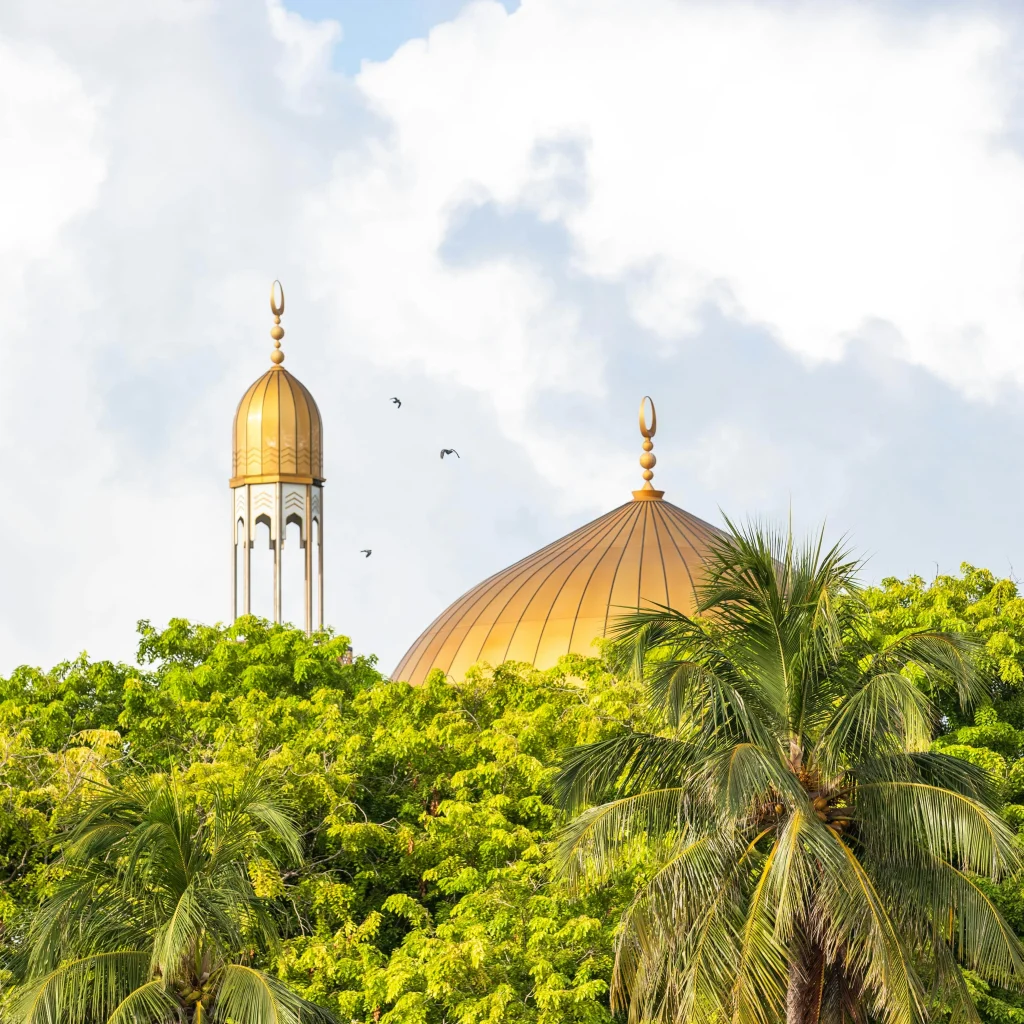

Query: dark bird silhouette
[391,397,401,408]
[440,449,460,459]
[360,549,372,558]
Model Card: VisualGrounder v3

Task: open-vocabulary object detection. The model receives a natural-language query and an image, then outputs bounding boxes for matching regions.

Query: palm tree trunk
[786,941,825,1024]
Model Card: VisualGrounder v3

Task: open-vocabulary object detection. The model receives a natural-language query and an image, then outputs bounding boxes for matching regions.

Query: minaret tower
[231,281,324,631]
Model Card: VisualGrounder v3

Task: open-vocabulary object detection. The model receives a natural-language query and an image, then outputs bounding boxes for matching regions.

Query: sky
[4,0,1024,676]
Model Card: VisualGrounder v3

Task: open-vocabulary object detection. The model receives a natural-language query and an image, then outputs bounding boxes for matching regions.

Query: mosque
[231,283,725,683]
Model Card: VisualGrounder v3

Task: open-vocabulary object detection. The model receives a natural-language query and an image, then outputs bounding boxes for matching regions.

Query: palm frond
[209,765,303,867]
[809,828,925,1024]
[855,781,1020,878]
[555,516,1004,1024]
[23,872,144,976]
[612,832,752,1024]
[243,801,303,863]
[888,852,1024,987]
[14,764,312,1024]
[604,605,708,679]
[106,979,180,1024]
[816,671,937,765]
[605,606,784,742]
[555,788,707,887]
[929,937,983,1024]
[876,629,986,708]
[854,751,998,803]
[151,879,212,979]
[211,964,336,1024]
[552,731,718,813]
[732,824,789,1024]
[710,742,805,819]
[11,950,151,1024]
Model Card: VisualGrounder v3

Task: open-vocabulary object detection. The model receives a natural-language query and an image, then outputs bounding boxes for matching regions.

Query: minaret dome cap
[230,281,324,487]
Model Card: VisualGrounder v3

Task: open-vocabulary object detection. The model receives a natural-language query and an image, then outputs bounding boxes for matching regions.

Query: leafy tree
[8,768,335,1024]
[273,663,642,1024]
[555,523,1024,1024]
[0,620,643,1024]
[864,566,1024,732]
[865,566,1024,1024]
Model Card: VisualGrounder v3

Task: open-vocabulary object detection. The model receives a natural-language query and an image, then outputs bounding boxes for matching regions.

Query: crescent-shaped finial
[270,280,285,317]
[639,395,656,439]
[632,395,664,500]
[269,280,285,364]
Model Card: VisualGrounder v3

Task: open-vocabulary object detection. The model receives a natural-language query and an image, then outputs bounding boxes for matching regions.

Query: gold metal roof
[230,282,324,487]
[392,397,724,685]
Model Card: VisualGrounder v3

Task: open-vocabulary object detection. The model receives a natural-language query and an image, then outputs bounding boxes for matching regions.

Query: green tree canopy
[7,558,1024,1024]
[0,618,640,1024]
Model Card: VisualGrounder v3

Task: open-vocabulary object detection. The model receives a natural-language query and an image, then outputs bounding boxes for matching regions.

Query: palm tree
[8,768,334,1024]
[555,521,1024,1024]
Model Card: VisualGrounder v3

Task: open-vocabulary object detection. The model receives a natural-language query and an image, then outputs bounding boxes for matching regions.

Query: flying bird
[440,449,460,459]
[391,397,401,408]
[360,549,372,558]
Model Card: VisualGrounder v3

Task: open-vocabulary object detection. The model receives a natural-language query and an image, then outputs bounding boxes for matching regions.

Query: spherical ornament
[640,452,656,470]
[270,325,285,341]
[642,469,654,481]
[642,439,653,452]
[270,349,285,364]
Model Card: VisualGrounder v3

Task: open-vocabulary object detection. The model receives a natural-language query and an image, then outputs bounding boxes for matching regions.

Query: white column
[273,482,282,623]
[304,484,313,635]
[232,495,237,622]
[243,486,252,616]
[317,486,324,630]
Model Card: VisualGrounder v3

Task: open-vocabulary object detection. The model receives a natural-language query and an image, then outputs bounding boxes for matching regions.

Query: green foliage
[9,560,1024,1023]
[866,566,1024,712]
[867,565,1024,1023]
[0,617,641,1024]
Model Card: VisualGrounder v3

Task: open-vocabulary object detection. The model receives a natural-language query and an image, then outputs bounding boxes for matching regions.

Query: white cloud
[4,0,1024,674]
[266,0,342,111]
[0,35,104,280]
[681,423,791,507]
[335,0,1024,402]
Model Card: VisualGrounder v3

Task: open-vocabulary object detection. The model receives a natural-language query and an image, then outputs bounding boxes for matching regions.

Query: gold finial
[270,280,285,365]
[632,396,664,501]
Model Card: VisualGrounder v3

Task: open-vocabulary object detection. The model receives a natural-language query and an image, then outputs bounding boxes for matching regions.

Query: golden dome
[392,398,725,685]
[230,282,325,487]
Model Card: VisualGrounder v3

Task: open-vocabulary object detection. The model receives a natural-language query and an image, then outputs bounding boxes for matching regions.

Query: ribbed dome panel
[392,499,723,685]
